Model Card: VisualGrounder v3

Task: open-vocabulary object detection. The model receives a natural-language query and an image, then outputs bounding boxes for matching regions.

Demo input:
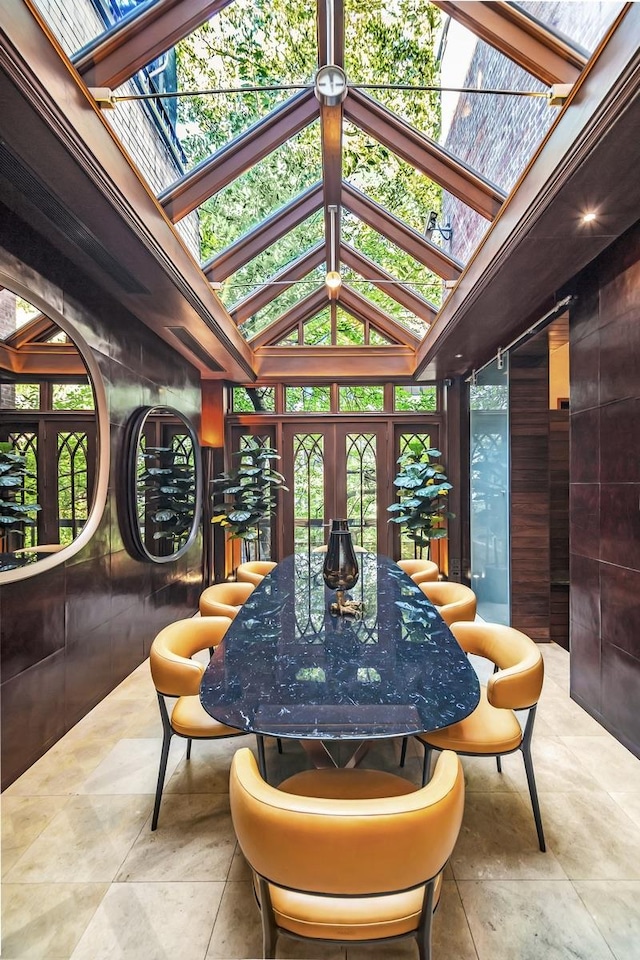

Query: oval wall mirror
[0,279,108,581]
[122,405,202,563]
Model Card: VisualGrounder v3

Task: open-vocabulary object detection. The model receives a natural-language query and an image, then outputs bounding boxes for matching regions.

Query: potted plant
[387,443,453,559]
[0,443,41,561]
[211,438,288,563]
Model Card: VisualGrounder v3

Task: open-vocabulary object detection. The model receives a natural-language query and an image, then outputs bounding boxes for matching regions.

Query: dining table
[200,551,480,776]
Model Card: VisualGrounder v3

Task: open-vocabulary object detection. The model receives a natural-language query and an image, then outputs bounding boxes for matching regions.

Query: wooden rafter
[342,183,463,281]
[432,1,586,87]
[202,183,324,282]
[317,0,344,273]
[341,244,437,325]
[74,0,234,89]
[345,89,505,220]
[254,345,416,380]
[230,242,326,324]
[160,90,319,222]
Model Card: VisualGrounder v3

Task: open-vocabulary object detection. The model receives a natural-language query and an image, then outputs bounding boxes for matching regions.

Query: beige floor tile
[540,644,571,686]
[68,881,224,960]
[79,737,185,795]
[459,879,615,960]
[450,792,567,880]
[1,795,69,876]
[116,794,236,882]
[205,880,263,959]
[165,736,249,794]
[573,880,640,960]
[537,682,609,738]
[62,695,158,744]
[276,941,345,959]
[559,737,640,793]
[0,882,108,959]
[227,844,253,882]
[3,737,115,797]
[4,794,148,883]
[485,736,603,796]
[541,790,640,879]
[608,792,640,827]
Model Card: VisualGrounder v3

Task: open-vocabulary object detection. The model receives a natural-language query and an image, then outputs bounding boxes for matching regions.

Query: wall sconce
[425,210,453,243]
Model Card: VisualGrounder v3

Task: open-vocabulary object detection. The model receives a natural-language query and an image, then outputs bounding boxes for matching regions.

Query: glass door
[281,422,389,556]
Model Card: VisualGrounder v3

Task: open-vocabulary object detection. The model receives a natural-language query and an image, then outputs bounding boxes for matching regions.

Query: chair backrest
[451,622,544,710]
[150,616,232,698]
[199,581,254,618]
[397,558,440,582]
[236,560,277,584]
[230,747,464,896]
[418,581,477,625]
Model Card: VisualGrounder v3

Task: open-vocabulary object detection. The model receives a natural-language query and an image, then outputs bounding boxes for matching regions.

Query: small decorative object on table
[322,519,364,617]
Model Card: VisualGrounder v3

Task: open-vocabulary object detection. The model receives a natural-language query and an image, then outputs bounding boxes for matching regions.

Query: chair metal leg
[151,726,172,831]
[256,734,268,781]
[400,736,408,767]
[277,738,283,754]
[421,745,433,787]
[521,741,546,851]
[496,755,502,773]
[186,737,192,760]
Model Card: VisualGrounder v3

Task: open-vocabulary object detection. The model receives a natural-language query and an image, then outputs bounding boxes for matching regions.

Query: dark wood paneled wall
[509,338,550,641]
[570,220,640,758]
[549,410,570,649]
[0,207,204,788]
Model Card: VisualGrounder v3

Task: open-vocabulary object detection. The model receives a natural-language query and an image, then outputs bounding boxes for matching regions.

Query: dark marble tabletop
[200,552,480,740]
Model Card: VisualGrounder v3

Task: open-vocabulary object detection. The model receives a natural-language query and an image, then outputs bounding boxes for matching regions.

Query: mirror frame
[121,405,202,564]
[0,268,109,583]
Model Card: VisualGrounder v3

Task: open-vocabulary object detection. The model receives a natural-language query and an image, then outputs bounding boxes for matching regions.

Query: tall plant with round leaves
[388,443,453,558]
[211,438,288,561]
[0,445,41,553]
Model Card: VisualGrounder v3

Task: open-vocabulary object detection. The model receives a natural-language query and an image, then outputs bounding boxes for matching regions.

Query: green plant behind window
[388,443,453,558]
[0,445,41,547]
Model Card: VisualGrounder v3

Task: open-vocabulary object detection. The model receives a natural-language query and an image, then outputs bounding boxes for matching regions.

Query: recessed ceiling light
[582,211,597,223]
[455,353,463,359]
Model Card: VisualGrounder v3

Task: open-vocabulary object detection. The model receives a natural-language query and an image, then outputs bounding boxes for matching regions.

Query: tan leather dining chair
[230,746,464,960]
[418,580,477,626]
[236,560,277,585]
[149,616,246,830]
[199,581,254,618]
[397,558,440,583]
[407,621,546,852]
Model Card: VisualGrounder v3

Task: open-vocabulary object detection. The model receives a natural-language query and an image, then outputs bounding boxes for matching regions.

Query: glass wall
[469,357,510,623]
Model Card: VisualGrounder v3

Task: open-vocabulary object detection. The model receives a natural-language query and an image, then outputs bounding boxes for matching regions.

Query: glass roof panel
[343,121,442,234]
[441,191,490,266]
[341,214,445,305]
[220,213,325,308]
[238,270,326,341]
[302,309,331,346]
[339,279,428,337]
[198,121,322,259]
[0,291,40,340]
[515,2,624,55]
[438,23,554,192]
[336,309,365,346]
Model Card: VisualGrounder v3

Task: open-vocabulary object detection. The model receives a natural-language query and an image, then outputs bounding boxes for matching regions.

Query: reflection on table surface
[200,552,480,741]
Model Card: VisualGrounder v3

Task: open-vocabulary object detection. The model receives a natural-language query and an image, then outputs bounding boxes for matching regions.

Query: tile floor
[2,642,640,959]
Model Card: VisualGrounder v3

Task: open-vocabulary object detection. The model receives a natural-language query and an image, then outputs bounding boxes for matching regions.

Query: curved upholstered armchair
[199,581,255,618]
[397,558,440,583]
[236,560,277,585]
[149,616,246,830]
[409,621,545,852]
[418,580,477,626]
[230,746,464,960]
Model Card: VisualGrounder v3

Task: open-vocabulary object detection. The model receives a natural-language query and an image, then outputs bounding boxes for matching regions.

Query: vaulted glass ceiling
[36,0,624,372]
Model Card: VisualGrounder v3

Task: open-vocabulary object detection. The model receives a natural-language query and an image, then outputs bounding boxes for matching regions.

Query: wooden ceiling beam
[341,243,437,325]
[432,1,586,87]
[254,345,416,379]
[249,287,328,348]
[317,0,345,272]
[345,88,505,220]
[74,0,233,89]
[230,242,326,324]
[160,89,319,222]
[342,182,463,281]
[202,182,324,282]
[339,285,420,348]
